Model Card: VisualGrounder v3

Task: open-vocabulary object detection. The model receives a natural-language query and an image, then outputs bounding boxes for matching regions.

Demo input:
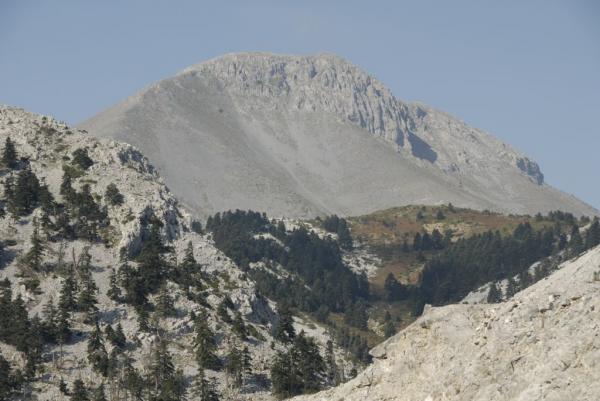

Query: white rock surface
[80,52,597,219]
[0,106,353,400]
[295,245,600,401]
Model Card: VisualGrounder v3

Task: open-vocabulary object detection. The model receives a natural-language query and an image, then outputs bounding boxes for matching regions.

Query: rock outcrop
[295,245,600,401]
[80,52,597,218]
[0,106,351,400]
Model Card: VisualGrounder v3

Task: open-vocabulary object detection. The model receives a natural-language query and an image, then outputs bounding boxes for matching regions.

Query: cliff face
[80,52,597,219]
[295,245,600,401]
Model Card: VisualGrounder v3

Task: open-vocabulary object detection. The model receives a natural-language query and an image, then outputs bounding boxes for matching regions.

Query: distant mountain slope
[295,244,600,401]
[80,53,597,218]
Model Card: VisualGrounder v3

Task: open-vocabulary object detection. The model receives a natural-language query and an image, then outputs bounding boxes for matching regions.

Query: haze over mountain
[80,53,597,219]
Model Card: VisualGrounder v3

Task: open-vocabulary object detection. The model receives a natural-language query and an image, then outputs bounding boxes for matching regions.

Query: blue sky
[1,1,599,209]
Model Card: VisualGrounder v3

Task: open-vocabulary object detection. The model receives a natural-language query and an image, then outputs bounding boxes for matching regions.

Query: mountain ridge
[79,52,597,218]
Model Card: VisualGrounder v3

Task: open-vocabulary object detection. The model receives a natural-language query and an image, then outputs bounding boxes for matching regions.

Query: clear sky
[1,0,599,209]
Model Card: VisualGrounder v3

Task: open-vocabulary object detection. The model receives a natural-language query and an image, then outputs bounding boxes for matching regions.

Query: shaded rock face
[295,245,600,401]
[80,52,597,218]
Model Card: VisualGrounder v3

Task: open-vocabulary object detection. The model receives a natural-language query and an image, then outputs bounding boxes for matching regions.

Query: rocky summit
[80,52,597,219]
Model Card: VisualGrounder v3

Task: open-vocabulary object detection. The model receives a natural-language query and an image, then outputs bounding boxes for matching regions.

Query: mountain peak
[79,53,597,218]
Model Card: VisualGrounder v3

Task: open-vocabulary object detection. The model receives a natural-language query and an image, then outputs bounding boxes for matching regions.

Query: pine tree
[1,137,18,169]
[325,339,340,385]
[59,275,77,311]
[383,315,396,339]
[0,352,21,400]
[72,148,94,170]
[91,383,107,401]
[274,304,295,344]
[148,338,186,401]
[193,314,220,370]
[242,346,252,379]
[107,323,126,350]
[87,323,109,376]
[71,379,90,401]
[60,170,75,204]
[179,240,200,285]
[270,331,325,398]
[569,226,584,255]
[107,268,122,302]
[77,273,98,321]
[518,269,533,290]
[11,167,41,216]
[22,217,45,271]
[56,306,72,346]
[42,297,58,343]
[191,368,220,401]
[232,311,247,340]
[585,218,600,250]
[336,219,353,250]
[225,343,243,388]
[487,282,502,303]
[155,284,175,318]
[136,307,150,332]
[136,219,170,293]
[122,355,144,401]
[104,183,124,206]
[505,276,518,298]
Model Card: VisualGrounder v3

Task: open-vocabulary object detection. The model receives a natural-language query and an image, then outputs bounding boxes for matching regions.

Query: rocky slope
[0,106,352,400]
[80,52,597,219]
[295,244,600,401]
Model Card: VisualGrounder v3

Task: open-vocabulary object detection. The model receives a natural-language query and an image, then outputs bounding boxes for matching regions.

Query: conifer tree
[383,313,396,339]
[56,306,72,346]
[59,275,77,312]
[585,218,600,249]
[104,183,124,206]
[0,352,21,400]
[91,383,107,401]
[121,355,144,400]
[155,284,175,318]
[191,368,220,401]
[11,167,41,216]
[242,346,252,378]
[136,307,150,332]
[22,217,45,272]
[71,379,90,401]
[270,331,325,398]
[179,240,200,285]
[148,338,185,400]
[107,268,122,302]
[108,323,127,350]
[325,339,340,385]
[72,148,94,170]
[274,304,295,344]
[232,311,247,340]
[1,137,18,169]
[505,276,518,298]
[487,282,502,303]
[225,343,243,388]
[136,219,170,293]
[42,297,58,342]
[193,314,220,370]
[60,171,75,204]
[569,226,584,255]
[87,323,109,376]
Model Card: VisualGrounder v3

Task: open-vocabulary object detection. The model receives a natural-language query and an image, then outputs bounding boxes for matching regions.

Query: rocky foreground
[296,245,600,401]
